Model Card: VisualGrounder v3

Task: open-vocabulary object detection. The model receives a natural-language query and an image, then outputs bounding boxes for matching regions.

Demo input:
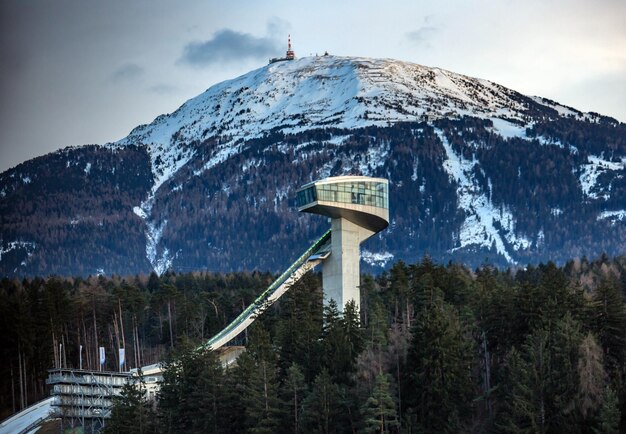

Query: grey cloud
[407,26,437,44]
[407,16,438,46]
[110,63,144,82]
[148,84,178,95]
[179,29,280,67]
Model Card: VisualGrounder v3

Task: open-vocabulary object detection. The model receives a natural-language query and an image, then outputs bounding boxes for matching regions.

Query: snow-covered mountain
[1,56,625,277]
[121,56,540,145]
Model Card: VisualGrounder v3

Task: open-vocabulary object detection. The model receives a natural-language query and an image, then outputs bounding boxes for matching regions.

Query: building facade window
[297,180,388,210]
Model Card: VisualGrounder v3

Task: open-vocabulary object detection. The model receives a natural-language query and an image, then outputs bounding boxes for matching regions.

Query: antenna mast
[286,34,295,60]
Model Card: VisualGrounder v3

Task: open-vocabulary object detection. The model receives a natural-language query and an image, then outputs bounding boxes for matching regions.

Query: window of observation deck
[296,181,388,210]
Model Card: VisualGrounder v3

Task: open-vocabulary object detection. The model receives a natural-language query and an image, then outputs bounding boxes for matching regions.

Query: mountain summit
[1,56,625,277]
[120,56,549,147]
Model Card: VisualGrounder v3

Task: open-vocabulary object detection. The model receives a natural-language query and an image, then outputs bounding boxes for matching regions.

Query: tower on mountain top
[269,35,296,64]
[286,34,295,60]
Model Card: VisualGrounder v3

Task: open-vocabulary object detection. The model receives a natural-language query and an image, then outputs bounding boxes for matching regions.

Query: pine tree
[244,357,282,434]
[356,301,390,401]
[242,325,283,434]
[321,300,351,385]
[496,315,584,433]
[588,278,626,375]
[280,363,306,434]
[366,301,388,351]
[275,273,323,382]
[301,369,344,434]
[548,313,583,431]
[157,346,224,433]
[188,350,225,433]
[343,300,364,366]
[577,333,606,421]
[360,373,399,433]
[388,261,410,324]
[105,376,156,434]
[495,348,535,433]
[220,356,252,434]
[386,321,411,419]
[406,297,474,433]
[593,387,621,434]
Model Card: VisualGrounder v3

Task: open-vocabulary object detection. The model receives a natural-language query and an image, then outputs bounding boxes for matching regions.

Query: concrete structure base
[322,217,374,312]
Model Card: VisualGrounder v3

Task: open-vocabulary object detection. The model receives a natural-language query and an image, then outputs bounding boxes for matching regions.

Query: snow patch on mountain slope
[530,96,581,118]
[193,146,239,176]
[438,131,530,263]
[488,118,579,155]
[411,156,419,181]
[358,140,390,176]
[362,250,394,267]
[326,135,353,146]
[274,135,352,157]
[579,156,625,200]
[129,142,195,274]
[597,210,626,224]
[132,206,148,219]
[317,160,336,179]
[0,241,36,264]
[144,143,196,210]
[242,157,264,173]
[489,118,526,139]
[534,135,579,154]
[144,219,176,275]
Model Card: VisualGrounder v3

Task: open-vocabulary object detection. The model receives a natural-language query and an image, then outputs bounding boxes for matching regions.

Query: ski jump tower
[296,176,389,312]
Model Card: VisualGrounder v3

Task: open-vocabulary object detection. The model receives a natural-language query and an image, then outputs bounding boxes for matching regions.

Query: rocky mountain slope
[1,56,625,277]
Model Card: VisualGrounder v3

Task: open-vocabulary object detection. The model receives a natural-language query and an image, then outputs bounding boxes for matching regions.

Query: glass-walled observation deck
[296,176,389,232]
[296,178,389,210]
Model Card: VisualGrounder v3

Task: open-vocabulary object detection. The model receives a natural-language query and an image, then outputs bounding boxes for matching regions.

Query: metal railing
[201,229,331,350]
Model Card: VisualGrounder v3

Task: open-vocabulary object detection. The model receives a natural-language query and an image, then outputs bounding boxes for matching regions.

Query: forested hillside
[1,255,625,432]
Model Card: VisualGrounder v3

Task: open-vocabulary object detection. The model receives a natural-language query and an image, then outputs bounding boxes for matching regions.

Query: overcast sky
[1,0,624,172]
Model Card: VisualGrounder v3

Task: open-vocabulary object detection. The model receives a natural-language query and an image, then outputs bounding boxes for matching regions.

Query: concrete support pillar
[322,217,374,312]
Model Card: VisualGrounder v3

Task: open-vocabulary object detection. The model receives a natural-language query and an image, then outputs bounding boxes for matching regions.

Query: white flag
[119,348,125,370]
[99,347,105,366]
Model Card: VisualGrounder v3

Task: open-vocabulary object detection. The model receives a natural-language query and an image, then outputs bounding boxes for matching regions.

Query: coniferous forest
[1,255,626,433]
